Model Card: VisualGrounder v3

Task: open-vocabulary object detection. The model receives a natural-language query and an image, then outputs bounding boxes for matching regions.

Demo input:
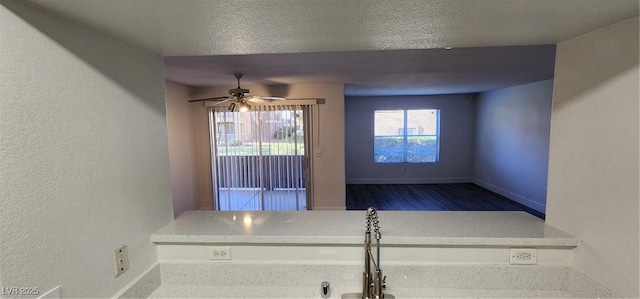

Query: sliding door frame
[206,100,321,211]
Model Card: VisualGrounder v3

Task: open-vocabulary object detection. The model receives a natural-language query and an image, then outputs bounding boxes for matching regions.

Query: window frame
[373,109,440,164]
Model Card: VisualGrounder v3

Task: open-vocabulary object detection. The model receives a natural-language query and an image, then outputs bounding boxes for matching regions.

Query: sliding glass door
[209,104,312,211]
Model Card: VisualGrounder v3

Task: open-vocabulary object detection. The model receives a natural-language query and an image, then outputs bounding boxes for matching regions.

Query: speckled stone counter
[151,210,578,247]
[119,262,619,298]
[113,211,620,298]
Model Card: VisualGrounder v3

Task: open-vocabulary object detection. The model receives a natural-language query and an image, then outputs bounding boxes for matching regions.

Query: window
[374,109,440,163]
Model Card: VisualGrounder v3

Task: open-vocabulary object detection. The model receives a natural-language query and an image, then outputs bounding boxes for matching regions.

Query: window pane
[407,109,439,162]
[406,136,438,162]
[374,136,404,163]
[374,110,404,163]
[407,110,437,135]
[374,110,404,136]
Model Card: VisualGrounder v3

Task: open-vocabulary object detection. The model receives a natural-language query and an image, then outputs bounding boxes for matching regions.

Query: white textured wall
[474,80,553,213]
[345,95,476,184]
[546,17,639,297]
[0,1,173,298]
[165,81,199,217]
[189,83,346,210]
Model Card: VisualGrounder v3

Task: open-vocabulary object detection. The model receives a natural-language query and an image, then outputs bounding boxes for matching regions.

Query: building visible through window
[374,109,440,163]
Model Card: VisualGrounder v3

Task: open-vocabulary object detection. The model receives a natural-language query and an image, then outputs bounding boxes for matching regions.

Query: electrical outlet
[209,246,231,260]
[113,245,129,277]
[509,248,537,265]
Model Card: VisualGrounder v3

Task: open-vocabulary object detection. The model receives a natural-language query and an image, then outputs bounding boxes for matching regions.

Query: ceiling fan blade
[281,98,322,101]
[188,96,229,103]
[256,96,286,101]
[246,95,286,103]
[209,99,233,106]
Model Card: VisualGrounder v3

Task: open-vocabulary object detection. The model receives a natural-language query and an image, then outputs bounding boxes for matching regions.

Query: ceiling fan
[188,73,287,112]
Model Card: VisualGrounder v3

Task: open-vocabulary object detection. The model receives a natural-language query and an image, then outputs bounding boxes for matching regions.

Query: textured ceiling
[23,0,638,95]
[26,0,639,56]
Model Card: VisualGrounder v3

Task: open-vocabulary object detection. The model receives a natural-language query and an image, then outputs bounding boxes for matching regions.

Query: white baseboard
[472,178,546,213]
[38,286,61,299]
[112,263,160,299]
[346,177,473,185]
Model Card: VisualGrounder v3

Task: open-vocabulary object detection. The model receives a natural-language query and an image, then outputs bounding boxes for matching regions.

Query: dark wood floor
[346,183,545,219]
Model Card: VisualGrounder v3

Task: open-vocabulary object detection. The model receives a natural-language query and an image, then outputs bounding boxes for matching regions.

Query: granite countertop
[151,210,578,247]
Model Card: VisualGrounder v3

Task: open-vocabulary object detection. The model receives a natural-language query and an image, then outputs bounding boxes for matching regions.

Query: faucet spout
[342,207,394,299]
[363,207,393,299]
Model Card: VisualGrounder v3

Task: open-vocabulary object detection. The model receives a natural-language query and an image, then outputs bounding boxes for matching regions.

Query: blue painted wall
[345,94,476,184]
[474,80,553,212]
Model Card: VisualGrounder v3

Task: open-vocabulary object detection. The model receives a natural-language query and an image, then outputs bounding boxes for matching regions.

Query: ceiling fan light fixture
[189,73,289,105]
[238,101,251,112]
[227,100,251,112]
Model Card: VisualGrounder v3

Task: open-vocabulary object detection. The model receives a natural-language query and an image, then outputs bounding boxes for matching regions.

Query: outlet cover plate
[114,245,129,277]
[510,248,537,265]
[209,246,231,260]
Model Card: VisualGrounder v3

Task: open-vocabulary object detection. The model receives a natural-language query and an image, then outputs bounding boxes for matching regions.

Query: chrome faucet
[343,207,394,299]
